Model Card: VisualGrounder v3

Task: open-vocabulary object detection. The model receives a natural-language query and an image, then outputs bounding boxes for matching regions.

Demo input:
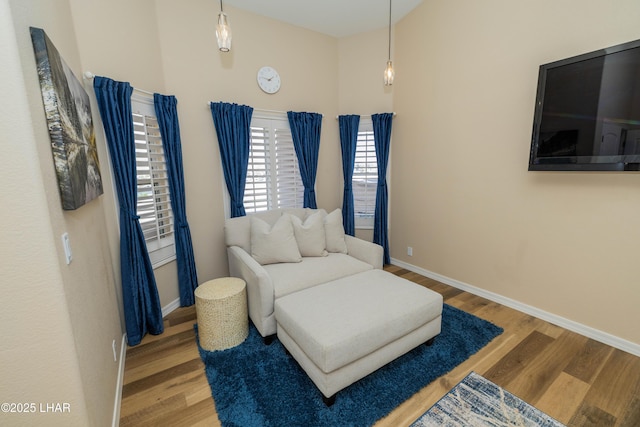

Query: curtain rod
[335,112,396,120]
[83,71,155,97]
[205,104,324,117]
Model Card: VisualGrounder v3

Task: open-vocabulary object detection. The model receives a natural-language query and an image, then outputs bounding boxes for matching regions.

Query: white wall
[392,0,640,346]
[2,0,123,425]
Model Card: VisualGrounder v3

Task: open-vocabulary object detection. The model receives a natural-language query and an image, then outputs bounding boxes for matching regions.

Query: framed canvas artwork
[30,27,103,210]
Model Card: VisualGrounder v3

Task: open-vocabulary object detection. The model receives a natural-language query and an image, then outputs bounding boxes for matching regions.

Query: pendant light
[216,0,232,52]
[383,0,395,85]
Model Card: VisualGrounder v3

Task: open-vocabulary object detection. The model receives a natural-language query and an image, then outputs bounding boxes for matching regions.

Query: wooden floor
[119,266,640,426]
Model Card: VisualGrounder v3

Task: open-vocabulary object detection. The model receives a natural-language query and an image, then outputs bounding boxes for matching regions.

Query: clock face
[257,66,281,94]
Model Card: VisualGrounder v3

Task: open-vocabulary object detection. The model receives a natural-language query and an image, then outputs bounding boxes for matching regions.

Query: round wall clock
[257,66,281,94]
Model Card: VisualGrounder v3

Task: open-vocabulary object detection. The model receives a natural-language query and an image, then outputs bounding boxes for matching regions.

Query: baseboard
[112,333,127,427]
[162,298,181,318]
[390,258,640,357]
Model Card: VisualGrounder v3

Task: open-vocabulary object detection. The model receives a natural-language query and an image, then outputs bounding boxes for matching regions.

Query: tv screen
[529,39,640,171]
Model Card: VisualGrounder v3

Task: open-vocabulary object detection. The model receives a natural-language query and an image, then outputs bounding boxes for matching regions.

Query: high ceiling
[223,0,424,38]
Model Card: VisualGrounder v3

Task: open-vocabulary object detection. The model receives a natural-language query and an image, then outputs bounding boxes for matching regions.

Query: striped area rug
[411,371,566,427]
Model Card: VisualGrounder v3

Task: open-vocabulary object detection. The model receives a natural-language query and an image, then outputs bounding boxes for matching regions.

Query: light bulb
[384,60,395,86]
[216,12,232,52]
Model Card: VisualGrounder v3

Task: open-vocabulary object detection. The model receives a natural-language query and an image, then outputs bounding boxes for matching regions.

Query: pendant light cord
[220,0,224,13]
[388,0,392,61]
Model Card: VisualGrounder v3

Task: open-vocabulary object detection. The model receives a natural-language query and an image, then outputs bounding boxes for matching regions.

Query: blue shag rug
[196,304,503,427]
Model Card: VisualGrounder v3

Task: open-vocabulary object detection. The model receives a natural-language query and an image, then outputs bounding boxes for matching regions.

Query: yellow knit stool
[195,277,248,351]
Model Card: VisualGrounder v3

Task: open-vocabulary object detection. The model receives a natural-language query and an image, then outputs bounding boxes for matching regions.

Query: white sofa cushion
[290,210,328,257]
[265,253,373,299]
[250,214,302,265]
[324,208,348,254]
[225,208,308,253]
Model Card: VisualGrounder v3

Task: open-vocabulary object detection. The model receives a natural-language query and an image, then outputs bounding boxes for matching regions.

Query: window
[131,95,175,267]
[353,118,378,228]
[239,112,304,215]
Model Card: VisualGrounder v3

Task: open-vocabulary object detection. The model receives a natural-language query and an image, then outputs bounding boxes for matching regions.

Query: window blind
[245,126,270,213]
[353,119,377,224]
[244,114,303,214]
[131,96,175,266]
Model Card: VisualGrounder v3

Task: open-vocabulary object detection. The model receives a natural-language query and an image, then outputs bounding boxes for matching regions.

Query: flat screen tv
[529,39,640,171]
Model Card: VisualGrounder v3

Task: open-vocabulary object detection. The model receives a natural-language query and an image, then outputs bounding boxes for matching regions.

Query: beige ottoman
[195,277,248,351]
[274,269,443,406]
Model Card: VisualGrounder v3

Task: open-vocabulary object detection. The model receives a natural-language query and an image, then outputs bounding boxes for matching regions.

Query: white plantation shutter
[274,125,304,209]
[245,126,270,213]
[353,118,378,227]
[242,113,304,214]
[131,95,175,266]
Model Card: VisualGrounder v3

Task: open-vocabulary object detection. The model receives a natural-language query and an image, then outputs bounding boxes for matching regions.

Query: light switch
[62,232,72,265]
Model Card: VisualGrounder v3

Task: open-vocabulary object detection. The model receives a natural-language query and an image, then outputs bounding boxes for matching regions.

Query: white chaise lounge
[225,208,443,404]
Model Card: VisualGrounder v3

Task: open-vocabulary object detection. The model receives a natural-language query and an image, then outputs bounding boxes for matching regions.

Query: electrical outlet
[407,246,413,256]
[112,339,117,362]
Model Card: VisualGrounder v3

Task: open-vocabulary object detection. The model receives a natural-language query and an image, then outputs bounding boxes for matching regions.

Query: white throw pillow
[324,208,348,254]
[250,214,302,265]
[291,210,328,257]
